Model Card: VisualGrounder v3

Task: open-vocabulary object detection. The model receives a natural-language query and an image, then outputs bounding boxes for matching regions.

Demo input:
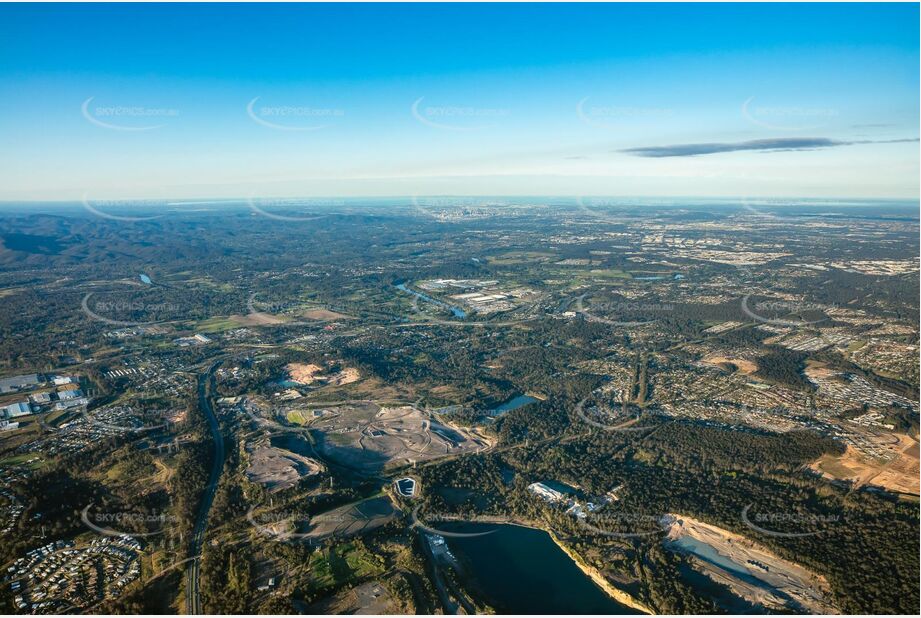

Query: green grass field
[307,542,385,591]
[588,268,632,279]
[0,452,44,469]
[195,317,243,333]
[847,339,868,352]
[286,410,311,425]
[487,251,556,265]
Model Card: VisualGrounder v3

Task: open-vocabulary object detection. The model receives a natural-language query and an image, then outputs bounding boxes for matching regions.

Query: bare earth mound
[245,443,323,492]
[303,496,399,539]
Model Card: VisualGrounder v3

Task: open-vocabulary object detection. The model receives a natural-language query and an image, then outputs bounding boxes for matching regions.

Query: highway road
[185,360,224,615]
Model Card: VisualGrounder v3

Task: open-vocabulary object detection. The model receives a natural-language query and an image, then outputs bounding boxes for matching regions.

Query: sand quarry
[308,402,487,473]
[664,514,837,614]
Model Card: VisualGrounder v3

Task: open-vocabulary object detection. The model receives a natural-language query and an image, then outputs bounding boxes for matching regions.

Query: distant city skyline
[0,2,918,200]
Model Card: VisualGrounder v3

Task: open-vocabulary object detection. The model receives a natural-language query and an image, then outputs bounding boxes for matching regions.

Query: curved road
[185,360,224,615]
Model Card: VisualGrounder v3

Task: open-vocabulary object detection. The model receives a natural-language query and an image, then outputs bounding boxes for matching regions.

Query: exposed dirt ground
[811,433,920,496]
[301,308,353,321]
[702,354,759,375]
[285,362,324,384]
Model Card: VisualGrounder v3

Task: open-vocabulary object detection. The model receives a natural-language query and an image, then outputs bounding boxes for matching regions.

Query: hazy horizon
[2,195,919,206]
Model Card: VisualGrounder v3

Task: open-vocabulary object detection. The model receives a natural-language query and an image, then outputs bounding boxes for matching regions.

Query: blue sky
[0,2,918,200]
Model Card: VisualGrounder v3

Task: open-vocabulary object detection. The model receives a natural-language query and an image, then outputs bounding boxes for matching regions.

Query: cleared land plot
[310,377,403,402]
[310,403,486,473]
[285,362,360,387]
[286,409,312,425]
[811,433,920,496]
[302,308,353,321]
[235,312,289,326]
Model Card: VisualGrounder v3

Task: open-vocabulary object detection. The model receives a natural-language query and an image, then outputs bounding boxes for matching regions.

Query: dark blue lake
[442,522,640,614]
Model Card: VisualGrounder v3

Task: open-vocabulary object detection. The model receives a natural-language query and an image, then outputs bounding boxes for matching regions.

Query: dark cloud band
[623,137,918,158]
